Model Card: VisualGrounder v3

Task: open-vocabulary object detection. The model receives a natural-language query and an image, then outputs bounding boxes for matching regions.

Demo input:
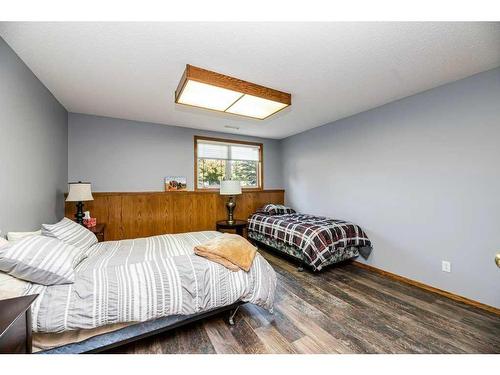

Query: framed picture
[164,176,187,191]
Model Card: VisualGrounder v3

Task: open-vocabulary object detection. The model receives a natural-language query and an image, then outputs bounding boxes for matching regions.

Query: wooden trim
[65,190,284,197]
[194,135,264,191]
[352,261,500,316]
[177,65,291,105]
[260,141,264,192]
[174,66,188,102]
[194,135,263,148]
[194,135,198,191]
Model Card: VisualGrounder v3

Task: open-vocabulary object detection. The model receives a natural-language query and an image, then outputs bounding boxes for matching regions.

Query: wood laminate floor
[106,249,500,354]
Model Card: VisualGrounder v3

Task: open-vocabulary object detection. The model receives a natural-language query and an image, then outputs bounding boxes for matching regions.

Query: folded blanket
[194,233,257,272]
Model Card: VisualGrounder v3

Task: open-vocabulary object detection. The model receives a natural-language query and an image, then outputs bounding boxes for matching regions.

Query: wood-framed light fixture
[175,64,291,120]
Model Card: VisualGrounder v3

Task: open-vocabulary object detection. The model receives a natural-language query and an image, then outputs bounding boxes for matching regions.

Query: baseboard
[351,261,499,316]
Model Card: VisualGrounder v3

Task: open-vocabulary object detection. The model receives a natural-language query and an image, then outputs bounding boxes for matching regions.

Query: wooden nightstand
[88,223,106,242]
[216,220,248,237]
[0,295,38,354]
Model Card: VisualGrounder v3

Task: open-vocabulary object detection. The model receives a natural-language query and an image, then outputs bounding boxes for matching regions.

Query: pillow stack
[0,235,84,285]
[0,218,98,286]
[42,217,97,253]
[7,230,42,242]
[0,237,8,248]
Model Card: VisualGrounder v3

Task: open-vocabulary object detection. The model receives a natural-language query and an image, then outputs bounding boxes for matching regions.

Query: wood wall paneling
[65,190,285,241]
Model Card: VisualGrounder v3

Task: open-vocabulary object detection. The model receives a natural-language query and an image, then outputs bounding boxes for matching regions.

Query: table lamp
[66,182,94,225]
[220,180,242,225]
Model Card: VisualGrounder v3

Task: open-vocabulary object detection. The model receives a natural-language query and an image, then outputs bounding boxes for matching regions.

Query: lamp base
[74,201,85,226]
[226,196,236,225]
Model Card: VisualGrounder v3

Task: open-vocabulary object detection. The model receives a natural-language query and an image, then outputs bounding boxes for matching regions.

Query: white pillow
[7,230,42,242]
[0,271,30,299]
[42,217,97,252]
[0,235,83,285]
[0,237,8,248]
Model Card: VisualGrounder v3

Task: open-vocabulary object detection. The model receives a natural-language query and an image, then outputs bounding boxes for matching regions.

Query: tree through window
[195,136,263,190]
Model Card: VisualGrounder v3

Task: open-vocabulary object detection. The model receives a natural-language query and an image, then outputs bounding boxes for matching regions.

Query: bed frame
[249,237,309,271]
[37,302,243,354]
[248,232,364,272]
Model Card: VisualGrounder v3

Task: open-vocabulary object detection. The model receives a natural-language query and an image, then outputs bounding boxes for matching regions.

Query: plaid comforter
[248,213,371,271]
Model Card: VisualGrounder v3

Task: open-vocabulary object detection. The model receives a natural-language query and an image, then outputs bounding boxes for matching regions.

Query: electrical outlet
[442,261,451,273]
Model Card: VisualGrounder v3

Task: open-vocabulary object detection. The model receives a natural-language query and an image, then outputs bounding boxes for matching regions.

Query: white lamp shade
[220,180,242,195]
[66,182,94,202]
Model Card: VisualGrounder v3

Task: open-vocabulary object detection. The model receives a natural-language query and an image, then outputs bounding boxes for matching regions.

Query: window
[195,136,263,190]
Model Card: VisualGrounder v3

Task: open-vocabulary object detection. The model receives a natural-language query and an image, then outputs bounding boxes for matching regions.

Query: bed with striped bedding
[23,231,276,334]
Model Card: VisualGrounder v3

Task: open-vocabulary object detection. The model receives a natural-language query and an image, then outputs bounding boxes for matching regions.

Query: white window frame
[194,136,263,191]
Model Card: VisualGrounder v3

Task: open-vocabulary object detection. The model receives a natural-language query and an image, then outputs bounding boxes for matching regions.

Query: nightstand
[0,295,38,354]
[216,220,248,237]
[88,223,106,242]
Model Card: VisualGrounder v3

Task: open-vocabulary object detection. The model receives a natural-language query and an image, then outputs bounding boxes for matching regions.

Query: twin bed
[0,205,371,353]
[248,205,372,271]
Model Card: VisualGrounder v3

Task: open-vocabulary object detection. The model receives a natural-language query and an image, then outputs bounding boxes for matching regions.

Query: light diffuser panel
[177,80,243,111]
[226,94,288,119]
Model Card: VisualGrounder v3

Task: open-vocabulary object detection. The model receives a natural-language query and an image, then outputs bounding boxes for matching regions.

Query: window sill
[195,187,263,192]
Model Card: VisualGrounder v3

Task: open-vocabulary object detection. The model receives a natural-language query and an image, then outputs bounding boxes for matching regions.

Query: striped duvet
[23,231,276,333]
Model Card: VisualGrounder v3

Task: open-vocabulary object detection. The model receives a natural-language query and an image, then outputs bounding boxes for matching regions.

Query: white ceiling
[1,22,499,139]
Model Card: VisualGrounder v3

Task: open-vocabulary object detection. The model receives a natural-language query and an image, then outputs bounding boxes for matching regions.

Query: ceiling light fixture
[175,65,291,120]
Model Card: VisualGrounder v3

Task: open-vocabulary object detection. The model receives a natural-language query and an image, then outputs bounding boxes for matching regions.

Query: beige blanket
[194,233,257,272]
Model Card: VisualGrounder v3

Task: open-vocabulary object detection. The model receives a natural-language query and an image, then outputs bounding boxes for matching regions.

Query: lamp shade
[66,182,93,202]
[220,180,242,195]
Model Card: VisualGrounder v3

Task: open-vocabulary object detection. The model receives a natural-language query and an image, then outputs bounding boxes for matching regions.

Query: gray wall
[4,28,497,307]
[0,37,68,235]
[68,113,283,191]
[281,68,500,308]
